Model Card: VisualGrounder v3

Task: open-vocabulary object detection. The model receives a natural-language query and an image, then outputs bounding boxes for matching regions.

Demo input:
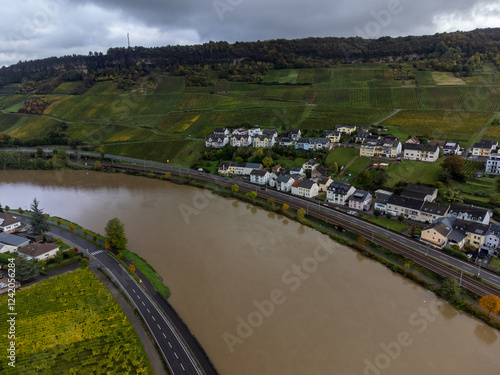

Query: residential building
[311,167,328,179]
[403,143,440,163]
[324,130,341,143]
[0,213,22,233]
[335,125,357,134]
[231,127,248,136]
[485,153,500,174]
[348,190,372,211]
[405,136,420,144]
[295,138,311,150]
[18,243,60,261]
[472,140,498,157]
[452,219,489,248]
[233,163,263,176]
[262,128,278,139]
[443,142,460,156]
[253,134,275,148]
[448,203,491,225]
[247,126,262,137]
[421,217,455,248]
[218,162,231,175]
[302,159,320,171]
[277,175,299,192]
[213,128,230,135]
[288,128,301,141]
[311,138,333,150]
[355,130,371,143]
[386,195,424,221]
[230,134,252,147]
[484,224,500,249]
[326,182,356,205]
[419,201,450,223]
[401,184,438,202]
[290,166,305,177]
[205,134,229,148]
[292,179,319,198]
[373,189,393,214]
[360,137,401,158]
[0,232,29,253]
[278,137,294,147]
[250,169,271,185]
[316,176,333,192]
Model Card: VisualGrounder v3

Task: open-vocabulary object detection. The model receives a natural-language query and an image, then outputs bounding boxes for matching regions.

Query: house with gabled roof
[335,125,357,134]
[277,174,300,192]
[401,184,438,202]
[355,130,371,143]
[405,136,420,145]
[386,195,424,221]
[230,134,252,147]
[292,179,319,198]
[472,140,498,157]
[302,159,320,171]
[288,128,301,141]
[316,176,333,192]
[326,182,356,205]
[348,190,372,211]
[0,213,22,233]
[290,166,305,177]
[447,203,491,225]
[253,134,275,148]
[403,143,440,163]
[324,130,341,143]
[419,201,450,223]
[484,224,500,249]
[485,153,500,174]
[420,217,462,248]
[443,142,460,156]
[278,137,294,147]
[374,189,393,214]
[250,169,271,185]
[18,243,60,261]
[0,232,30,253]
[213,128,230,135]
[452,219,490,248]
[205,133,229,148]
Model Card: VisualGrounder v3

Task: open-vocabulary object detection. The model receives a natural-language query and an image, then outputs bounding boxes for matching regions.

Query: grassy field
[385,159,444,187]
[362,215,410,233]
[325,147,358,166]
[0,268,152,374]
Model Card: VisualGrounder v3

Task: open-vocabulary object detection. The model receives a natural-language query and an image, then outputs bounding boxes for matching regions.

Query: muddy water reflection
[1,170,499,375]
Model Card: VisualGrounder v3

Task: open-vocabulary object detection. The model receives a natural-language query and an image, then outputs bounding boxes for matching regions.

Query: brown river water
[0,170,499,374]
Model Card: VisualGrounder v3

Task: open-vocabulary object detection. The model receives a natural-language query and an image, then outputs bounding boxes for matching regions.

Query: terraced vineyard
[0,268,152,374]
[1,63,499,163]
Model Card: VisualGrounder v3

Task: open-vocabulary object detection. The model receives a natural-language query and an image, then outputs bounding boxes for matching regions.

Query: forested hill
[1,27,500,89]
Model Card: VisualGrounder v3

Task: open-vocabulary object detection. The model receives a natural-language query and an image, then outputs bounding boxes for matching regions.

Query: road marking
[174,352,178,359]
[181,363,185,371]
[147,308,150,313]
[168,342,172,348]
[152,316,156,321]
[142,301,145,306]
[132,289,136,293]
[163,333,166,339]
[157,323,161,330]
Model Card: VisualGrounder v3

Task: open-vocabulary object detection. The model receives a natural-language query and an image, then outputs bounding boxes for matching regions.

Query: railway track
[101,162,500,298]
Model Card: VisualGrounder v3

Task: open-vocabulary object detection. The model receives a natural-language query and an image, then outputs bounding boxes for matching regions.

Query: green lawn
[362,215,410,233]
[325,147,358,166]
[385,159,444,187]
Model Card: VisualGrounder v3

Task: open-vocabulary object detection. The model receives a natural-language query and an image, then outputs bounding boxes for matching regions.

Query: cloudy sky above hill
[1,0,499,67]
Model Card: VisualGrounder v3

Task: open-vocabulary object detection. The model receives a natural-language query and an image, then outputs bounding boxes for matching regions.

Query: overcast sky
[1,0,499,68]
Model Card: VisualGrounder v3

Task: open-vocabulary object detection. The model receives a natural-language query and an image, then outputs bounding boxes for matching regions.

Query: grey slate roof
[327,182,353,195]
[420,201,449,216]
[349,190,371,202]
[0,232,29,247]
[387,195,424,211]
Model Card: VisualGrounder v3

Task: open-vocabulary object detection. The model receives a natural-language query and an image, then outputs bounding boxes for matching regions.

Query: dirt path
[373,108,402,125]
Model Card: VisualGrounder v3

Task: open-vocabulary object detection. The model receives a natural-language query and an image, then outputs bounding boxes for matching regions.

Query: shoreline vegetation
[2,156,500,331]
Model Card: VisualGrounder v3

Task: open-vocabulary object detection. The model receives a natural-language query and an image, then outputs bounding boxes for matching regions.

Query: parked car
[411,234,420,239]
[322,203,328,207]
[478,253,487,259]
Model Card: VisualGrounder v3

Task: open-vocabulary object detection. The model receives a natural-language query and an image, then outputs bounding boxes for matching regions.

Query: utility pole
[127,33,130,49]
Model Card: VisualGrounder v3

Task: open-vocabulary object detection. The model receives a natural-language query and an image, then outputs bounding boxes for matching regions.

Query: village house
[205,133,229,148]
[326,182,356,205]
[315,176,333,192]
[231,127,248,136]
[443,142,460,156]
[420,217,459,248]
[247,126,262,137]
[484,224,500,249]
[218,162,231,174]
[250,169,271,185]
[335,124,357,134]
[348,190,372,211]
[277,175,300,192]
[485,153,500,174]
[405,136,420,145]
[213,128,230,135]
[278,137,294,147]
[0,213,22,233]
[288,128,301,141]
[373,189,393,214]
[472,140,498,158]
[0,232,30,253]
[290,166,305,177]
[447,203,491,225]
[311,167,329,179]
[355,130,371,143]
[291,179,319,198]
[403,143,440,163]
[401,184,438,202]
[386,195,423,221]
[360,137,401,158]
[252,134,275,148]
[18,243,60,261]
[452,219,490,248]
[230,134,252,147]
[419,201,450,223]
[233,162,263,176]
[302,159,320,171]
[324,130,341,143]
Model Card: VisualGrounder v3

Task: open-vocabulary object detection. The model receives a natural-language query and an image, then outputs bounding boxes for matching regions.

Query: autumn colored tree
[479,295,500,316]
[57,218,62,226]
[231,184,239,192]
[129,264,136,273]
[297,208,306,217]
[282,203,289,211]
[69,222,75,231]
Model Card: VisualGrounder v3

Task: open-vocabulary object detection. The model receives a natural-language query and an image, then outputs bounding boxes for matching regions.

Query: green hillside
[1,63,500,164]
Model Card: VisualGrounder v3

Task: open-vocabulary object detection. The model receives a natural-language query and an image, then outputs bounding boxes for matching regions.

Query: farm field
[0,268,152,374]
[325,147,358,166]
